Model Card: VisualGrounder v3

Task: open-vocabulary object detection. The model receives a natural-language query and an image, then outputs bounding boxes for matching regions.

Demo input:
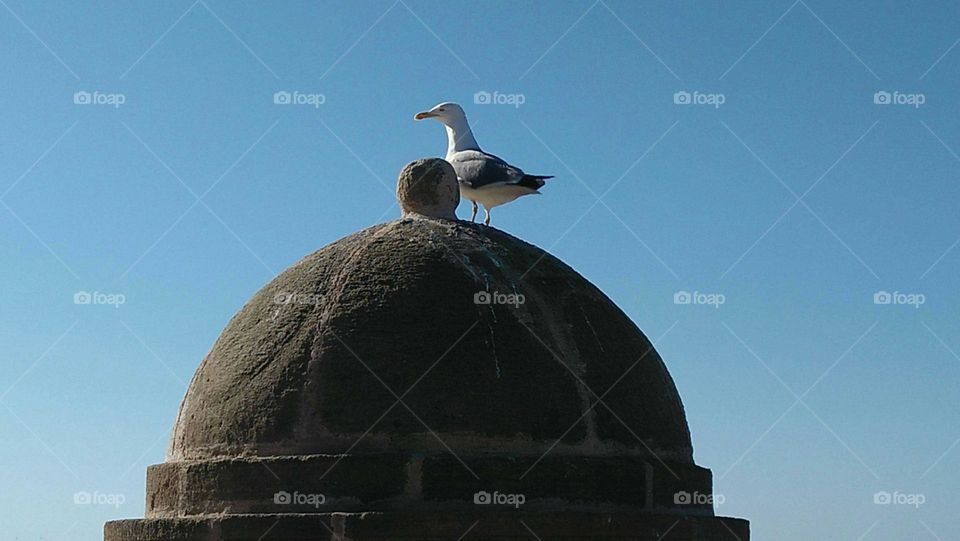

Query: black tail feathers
[518,174,554,190]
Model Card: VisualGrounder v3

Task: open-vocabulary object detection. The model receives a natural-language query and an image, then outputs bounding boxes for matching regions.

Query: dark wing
[448,150,525,189]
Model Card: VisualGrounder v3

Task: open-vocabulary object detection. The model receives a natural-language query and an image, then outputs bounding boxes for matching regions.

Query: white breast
[459,181,538,209]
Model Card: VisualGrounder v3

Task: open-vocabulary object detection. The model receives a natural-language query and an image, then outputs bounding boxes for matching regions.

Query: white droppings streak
[581,308,605,353]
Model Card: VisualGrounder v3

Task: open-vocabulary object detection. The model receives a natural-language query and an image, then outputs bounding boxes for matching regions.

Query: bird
[414,102,553,225]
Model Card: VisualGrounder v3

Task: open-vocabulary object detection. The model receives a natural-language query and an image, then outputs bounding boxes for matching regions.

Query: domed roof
[170,217,693,463]
[107,160,751,541]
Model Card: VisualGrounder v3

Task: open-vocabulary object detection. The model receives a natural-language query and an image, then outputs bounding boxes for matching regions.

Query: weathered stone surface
[144,454,714,517]
[106,512,749,540]
[169,219,694,463]
[106,165,749,539]
[396,158,459,219]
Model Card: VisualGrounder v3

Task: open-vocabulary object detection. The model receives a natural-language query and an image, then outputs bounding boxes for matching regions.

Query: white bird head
[414,102,467,126]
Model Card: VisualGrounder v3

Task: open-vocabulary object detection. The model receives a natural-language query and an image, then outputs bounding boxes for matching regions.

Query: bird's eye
[437,108,445,112]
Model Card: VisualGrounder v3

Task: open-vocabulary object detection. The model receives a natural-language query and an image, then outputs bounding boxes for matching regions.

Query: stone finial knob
[397,158,459,220]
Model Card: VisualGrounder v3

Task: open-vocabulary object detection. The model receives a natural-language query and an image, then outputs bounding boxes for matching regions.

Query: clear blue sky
[1,1,958,539]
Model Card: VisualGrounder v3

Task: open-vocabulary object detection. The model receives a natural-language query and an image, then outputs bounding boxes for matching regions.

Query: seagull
[415,102,553,225]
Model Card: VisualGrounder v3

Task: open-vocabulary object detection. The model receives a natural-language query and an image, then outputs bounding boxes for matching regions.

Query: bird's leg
[470,200,478,222]
[483,207,491,226]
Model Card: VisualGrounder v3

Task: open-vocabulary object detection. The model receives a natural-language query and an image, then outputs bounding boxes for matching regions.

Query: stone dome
[169,218,694,463]
[107,159,749,540]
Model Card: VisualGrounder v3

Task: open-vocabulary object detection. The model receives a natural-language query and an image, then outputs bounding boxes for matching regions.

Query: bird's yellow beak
[414,111,432,120]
